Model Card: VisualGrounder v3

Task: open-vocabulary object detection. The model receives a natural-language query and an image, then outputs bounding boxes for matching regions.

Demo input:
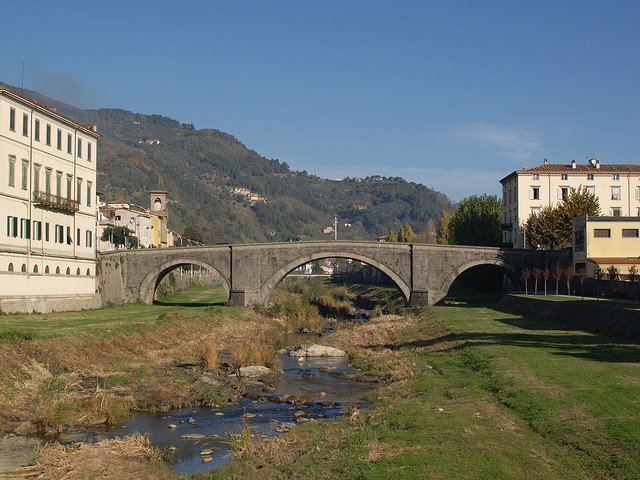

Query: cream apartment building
[500,158,640,248]
[0,88,100,312]
[572,215,640,277]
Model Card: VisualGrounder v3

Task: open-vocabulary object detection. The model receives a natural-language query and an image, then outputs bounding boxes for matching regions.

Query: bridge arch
[438,258,520,302]
[259,251,411,306]
[140,258,230,304]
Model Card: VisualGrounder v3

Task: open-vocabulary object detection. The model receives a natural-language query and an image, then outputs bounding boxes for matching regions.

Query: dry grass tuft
[14,433,172,480]
[201,341,217,371]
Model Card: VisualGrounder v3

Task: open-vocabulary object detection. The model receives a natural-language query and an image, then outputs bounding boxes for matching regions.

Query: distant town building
[572,215,640,278]
[500,159,640,248]
[0,87,100,309]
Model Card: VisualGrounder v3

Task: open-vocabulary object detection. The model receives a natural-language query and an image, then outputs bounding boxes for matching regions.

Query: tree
[607,265,619,301]
[533,268,542,295]
[555,186,601,246]
[577,268,588,300]
[523,186,600,249]
[522,267,531,295]
[542,266,550,296]
[384,230,398,242]
[101,226,137,248]
[553,264,563,295]
[436,210,453,245]
[398,222,418,243]
[629,265,638,303]
[563,266,572,298]
[449,195,502,246]
[183,225,205,245]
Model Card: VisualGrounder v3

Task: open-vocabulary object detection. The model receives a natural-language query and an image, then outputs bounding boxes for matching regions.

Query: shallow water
[60,352,373,474]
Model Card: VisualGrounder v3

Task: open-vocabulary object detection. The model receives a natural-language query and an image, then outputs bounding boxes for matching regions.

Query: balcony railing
[502,223,513,230]
[34,191,79,213]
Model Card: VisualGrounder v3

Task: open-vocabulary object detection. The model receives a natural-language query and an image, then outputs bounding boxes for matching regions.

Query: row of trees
[524,186,600,249]
[522,263,640,302]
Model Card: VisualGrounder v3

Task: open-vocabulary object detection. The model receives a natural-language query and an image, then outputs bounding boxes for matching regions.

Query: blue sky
[2,1,639,200]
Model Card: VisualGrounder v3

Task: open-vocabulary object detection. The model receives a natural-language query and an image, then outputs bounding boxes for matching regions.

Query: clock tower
[150,190,169,247]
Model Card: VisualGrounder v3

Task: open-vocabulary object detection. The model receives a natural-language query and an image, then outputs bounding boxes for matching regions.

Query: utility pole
[334,215,338,241]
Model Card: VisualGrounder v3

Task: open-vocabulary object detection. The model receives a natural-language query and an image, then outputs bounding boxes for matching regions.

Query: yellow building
[572,215,640,278]
[0,88,100,312]
[500,159,640,248]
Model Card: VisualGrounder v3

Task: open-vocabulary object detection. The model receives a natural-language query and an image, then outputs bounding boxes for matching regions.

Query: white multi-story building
[0,88,100,312]
[500,158,640,248]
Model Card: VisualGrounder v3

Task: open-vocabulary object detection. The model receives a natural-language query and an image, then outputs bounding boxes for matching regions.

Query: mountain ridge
[1,81,454,243]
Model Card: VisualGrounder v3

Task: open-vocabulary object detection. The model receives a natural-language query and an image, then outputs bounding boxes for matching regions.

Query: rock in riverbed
[288,344,347,358]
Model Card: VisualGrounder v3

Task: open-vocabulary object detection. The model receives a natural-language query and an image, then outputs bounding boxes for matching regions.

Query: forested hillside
[2,82,454,243]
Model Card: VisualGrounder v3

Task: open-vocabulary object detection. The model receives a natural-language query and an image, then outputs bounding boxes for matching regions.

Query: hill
[1,82,453,243]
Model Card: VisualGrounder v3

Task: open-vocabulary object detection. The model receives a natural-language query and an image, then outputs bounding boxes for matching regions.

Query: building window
[8,156,15,187]
[87,142,92,161]
[33,220,42,240]
[561,174,568,180]
[586,186,595,196]
[67,134,72,154]
[86,182,92,207]
[622,229,639,238]
[9,108,16,131]
[610,208,622,217]
[636,186,640,201]
[55,172,62,197]
[34,119,40,141]
[77,228,81,246]
[594,228,611,238]
[508,189,512,203]
[531,207,541,216]
[66,175,72,200]
[532,174,540,180]
[20,218,30,239]
[33,165,40,194]
[86,230,93,247]
[558,187,569,200]
[86,268,91,276]
[45,265,50,274]
[46,124,51,145]
[612,186,621,200]
[21,160,28,190]
[77,138,82,158]
[45,222,49,242]
[33,265,38,274]
[56,266,60,274]
[613,174,620,180]
[66,267,71,275]
[56,129,62,150]
[55,224,64,243]
[76,178,82,204]
[587,173,594,180]
[574,230,585,251]
[22,113,28,136]
[66,226,72,245]
[530,187,541,200]
[21,264,26,273]
[45,169,52,194]
[7,216,18,237]
[76,268,81,275]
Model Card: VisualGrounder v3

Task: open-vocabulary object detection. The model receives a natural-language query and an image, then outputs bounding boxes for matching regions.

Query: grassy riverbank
[3,286,640,479]
[205,295,640,479]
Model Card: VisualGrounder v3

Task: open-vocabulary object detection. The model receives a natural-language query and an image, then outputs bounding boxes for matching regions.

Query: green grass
[207,295,640,479]
[0,284,235,339]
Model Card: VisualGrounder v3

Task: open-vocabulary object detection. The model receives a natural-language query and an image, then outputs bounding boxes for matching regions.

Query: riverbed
[55,349,373,474]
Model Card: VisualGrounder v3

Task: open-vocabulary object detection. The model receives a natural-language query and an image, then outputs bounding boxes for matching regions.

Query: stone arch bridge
[98,241,566,307]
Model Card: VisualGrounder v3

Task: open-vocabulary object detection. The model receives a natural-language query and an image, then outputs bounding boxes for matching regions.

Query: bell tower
[149,190,168,247]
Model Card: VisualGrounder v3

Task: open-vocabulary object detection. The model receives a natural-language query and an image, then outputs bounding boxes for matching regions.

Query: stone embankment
[496,294,640,340]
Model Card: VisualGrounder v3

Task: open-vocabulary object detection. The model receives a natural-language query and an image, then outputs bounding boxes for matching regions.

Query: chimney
[32,99,38,104]
[49,106,56,113]
[595,160,600,169]
[571,159,576,169]
[543,158,548,164]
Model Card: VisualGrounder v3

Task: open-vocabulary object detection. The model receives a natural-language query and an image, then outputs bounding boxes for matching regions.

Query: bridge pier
[229,289,261,307]
[409,290,430,307]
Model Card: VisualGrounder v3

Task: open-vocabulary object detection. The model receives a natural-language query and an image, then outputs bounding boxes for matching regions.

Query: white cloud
[454,122,542,164]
